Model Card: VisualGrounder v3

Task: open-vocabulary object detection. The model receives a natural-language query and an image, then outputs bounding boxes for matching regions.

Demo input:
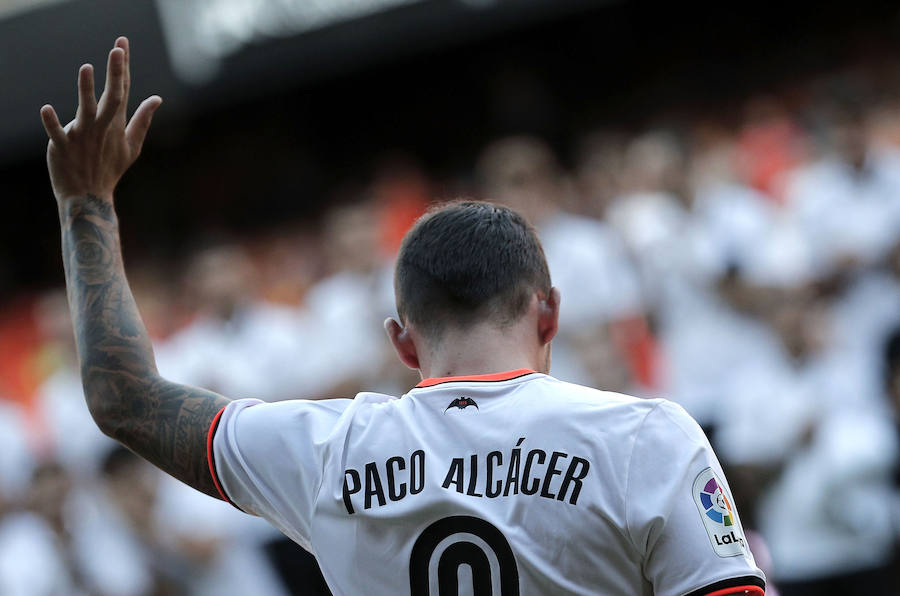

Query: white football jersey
[209,370,765,596]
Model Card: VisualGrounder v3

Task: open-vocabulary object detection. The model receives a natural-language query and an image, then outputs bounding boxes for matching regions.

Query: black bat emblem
[444,397,479,413]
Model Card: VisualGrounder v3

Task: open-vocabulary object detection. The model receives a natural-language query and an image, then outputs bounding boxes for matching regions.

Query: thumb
[125,95,162,155]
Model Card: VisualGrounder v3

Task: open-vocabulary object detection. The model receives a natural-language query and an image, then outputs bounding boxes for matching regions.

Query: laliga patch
[692,467,747,557]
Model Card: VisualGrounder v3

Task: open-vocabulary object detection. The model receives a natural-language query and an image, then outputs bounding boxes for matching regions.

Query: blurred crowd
[3,65,900,594]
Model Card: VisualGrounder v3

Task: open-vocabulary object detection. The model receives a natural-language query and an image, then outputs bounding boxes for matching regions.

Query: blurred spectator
[832,239,900,397]
[0,508,74,595]
[477,135,649,388]
[478,136,644,325]
[154,471,290,596]
[573,130,628,219]
[33,290,114,477]
[717,288,898,595]
[0,400,35,510]
[71,447,179,595]
[75,446,290,596]
[783,100,900,276]
[155,244,310,400]
[299,198,408,397]
[251,227,320,308]
[607,130,715,304]
[734,96,806,202]
[370,157,430,257]
[0,462,80,595]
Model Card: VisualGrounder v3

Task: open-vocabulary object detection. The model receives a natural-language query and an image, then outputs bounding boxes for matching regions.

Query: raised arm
[40,37,230,499]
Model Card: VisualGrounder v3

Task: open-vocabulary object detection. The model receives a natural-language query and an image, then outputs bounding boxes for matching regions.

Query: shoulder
[542,377,707,442]
[219,397,357,440]
[638,398,706,442]
[338,391,404,420]
[223,391,407,437]
[538,376,660,413]
[526,377,675,436]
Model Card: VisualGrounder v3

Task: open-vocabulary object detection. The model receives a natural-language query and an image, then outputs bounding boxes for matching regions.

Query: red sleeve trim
[683,576,765,596]
[206,406,231,504]
[705,587,764,596]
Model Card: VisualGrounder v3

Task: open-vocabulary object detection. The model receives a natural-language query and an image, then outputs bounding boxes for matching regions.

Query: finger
[125,95,162,154]
[75,64,96,123]
[115,37,130,117]
[40,105,67,146]
[96,47,126,126]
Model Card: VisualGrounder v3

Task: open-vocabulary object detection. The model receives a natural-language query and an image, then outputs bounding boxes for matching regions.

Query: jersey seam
[310,399,359,538]
[654,401,712,450]
[310,432,333,530]
[623,400,665,556]
[638,402,711,559]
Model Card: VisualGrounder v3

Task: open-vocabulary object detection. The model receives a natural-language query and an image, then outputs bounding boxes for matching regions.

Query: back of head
[395,200,551,340]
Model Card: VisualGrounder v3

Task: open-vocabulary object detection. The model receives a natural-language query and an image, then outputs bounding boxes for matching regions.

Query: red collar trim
[414,369,537,388]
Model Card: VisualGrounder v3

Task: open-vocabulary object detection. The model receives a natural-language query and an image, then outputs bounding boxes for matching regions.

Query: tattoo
[59,195,230,499]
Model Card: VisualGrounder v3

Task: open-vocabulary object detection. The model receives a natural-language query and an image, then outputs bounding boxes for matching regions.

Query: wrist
[57,191,114,205]
[58,193,117,223]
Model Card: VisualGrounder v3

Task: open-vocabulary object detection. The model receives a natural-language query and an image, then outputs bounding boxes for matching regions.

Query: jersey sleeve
[208,397,352,550]
[624,400,766,596]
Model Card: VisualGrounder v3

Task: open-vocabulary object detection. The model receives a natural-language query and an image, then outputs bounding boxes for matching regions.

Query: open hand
[40,37,161,203]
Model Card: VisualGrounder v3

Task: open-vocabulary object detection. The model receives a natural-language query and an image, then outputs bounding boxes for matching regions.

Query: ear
[537,287,560,346]
[384,317,421,370]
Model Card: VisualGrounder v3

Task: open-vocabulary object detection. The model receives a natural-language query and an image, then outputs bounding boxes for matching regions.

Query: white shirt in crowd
[784,153,900,272]
[540,212,643,332]
[715,328,898,581]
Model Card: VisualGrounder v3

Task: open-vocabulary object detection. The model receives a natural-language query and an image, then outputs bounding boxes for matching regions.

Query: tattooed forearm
[59,195,230,498]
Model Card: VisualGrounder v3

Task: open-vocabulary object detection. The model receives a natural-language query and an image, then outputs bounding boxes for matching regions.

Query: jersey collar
[414,368,538,389]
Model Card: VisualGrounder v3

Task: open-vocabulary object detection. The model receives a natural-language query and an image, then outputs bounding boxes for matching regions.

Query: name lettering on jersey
[341,438,591,514]
[343,450,425,514]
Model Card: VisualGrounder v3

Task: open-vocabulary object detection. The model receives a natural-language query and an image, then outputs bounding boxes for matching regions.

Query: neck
[417,321,545,380]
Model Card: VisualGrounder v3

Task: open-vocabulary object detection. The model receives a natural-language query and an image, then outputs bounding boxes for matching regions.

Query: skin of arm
[41,37,230,499]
